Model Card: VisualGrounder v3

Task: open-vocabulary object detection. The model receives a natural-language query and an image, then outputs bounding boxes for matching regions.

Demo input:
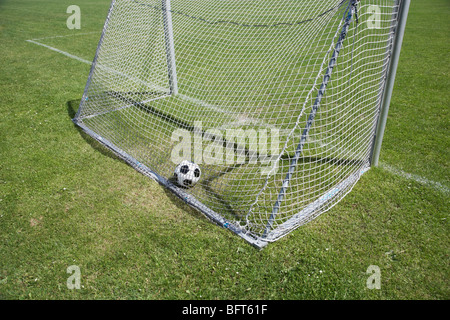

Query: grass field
[0,0,448,300]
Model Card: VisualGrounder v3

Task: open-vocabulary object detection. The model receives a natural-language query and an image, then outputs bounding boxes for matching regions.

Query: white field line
[25,39,93,65]
[314,137,449,194]
[380,163,449,194]
[25,38,265,125]
[28,31,100,41]
[26,38,449,195]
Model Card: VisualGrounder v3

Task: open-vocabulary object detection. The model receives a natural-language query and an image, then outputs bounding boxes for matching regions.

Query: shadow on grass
[66,99,208,222]
[67,99,124,163]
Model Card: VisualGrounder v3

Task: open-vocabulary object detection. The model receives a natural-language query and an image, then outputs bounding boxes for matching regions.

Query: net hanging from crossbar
[74,0,403,248]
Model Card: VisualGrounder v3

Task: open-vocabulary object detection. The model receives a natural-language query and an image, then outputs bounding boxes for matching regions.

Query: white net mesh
[74,0,402,247]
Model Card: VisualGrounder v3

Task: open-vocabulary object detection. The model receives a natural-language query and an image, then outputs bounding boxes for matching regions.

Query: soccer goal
[74,0,410,248]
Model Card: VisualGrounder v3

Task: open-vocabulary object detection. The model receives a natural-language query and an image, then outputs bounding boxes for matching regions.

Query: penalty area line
[380,163,449,194]
[24,39,449,196]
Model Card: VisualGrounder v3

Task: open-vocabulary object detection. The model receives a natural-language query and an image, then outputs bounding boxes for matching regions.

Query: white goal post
[74,0,410,248]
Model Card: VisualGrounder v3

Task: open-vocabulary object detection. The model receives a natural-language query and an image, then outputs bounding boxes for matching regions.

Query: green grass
[0,0,448,300]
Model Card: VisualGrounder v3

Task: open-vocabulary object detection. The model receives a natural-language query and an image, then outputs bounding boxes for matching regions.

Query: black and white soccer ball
[174,160,201,188]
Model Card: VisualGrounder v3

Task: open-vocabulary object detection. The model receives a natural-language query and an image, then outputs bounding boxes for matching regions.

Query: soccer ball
[174,160,201,188]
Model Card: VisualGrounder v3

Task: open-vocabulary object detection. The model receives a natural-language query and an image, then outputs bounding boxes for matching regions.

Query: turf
[0,0,448,300]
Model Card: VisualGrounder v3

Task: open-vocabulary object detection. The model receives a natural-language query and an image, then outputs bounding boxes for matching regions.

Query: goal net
[74,0,407,248]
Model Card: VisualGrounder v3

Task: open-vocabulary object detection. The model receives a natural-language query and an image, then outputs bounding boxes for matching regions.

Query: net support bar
[371,0,410,166]
[162,0,178,95]
[265,0,357,237]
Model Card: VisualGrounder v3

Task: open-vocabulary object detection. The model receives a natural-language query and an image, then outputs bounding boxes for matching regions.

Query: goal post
[264,1,358,238]
[73,0,410,248]
[371,0,410,166]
